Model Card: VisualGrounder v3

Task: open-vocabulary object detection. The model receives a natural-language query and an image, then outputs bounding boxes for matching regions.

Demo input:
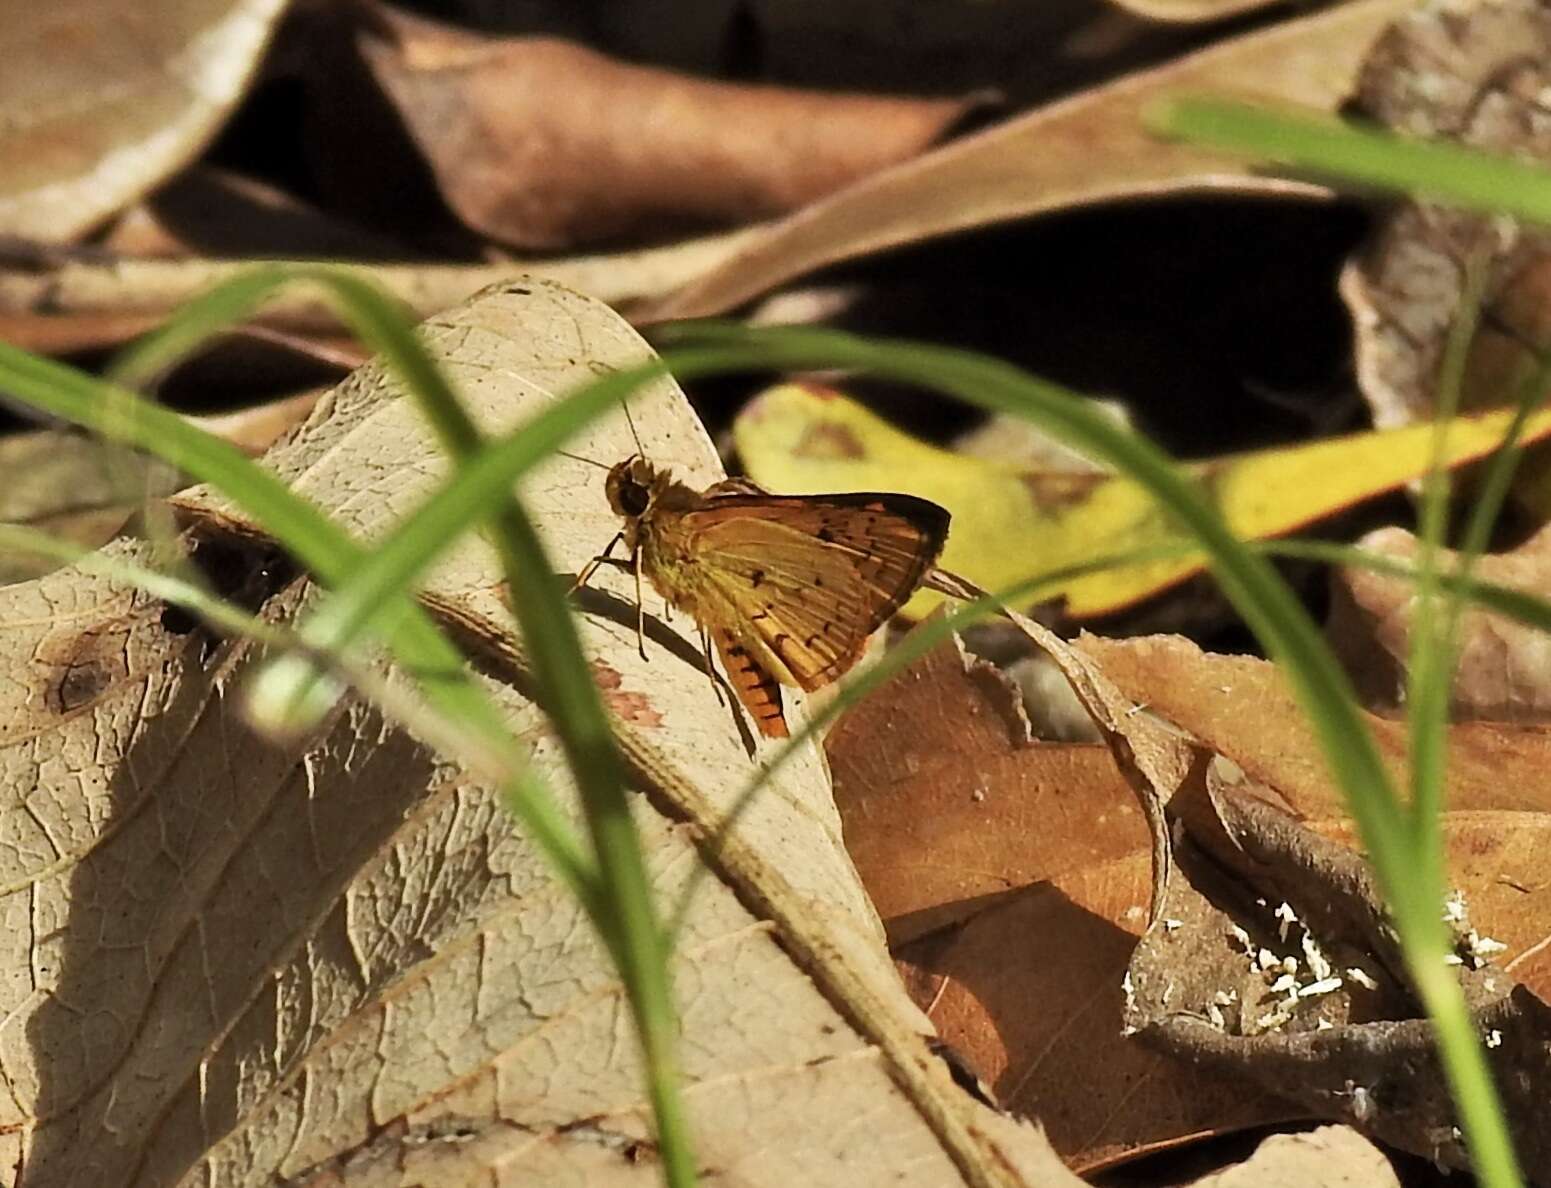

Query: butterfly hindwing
[683,492,948,693]
[710,627,790,738]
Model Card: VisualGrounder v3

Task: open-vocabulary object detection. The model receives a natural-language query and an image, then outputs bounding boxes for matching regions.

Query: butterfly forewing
[682,492,949,693]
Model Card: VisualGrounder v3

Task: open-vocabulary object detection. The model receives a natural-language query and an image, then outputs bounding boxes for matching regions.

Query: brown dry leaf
[0,1,288,240]
[1185,1125,1401,1188]
[645,0,1410,321]
[358,5,979,250]
[828,630,1292,1171]
[1342,0,1551,508]
[0,230,753,354]
[0,278,1078,1185]
[1329,523,1551,722]
[1079,632,1551,824]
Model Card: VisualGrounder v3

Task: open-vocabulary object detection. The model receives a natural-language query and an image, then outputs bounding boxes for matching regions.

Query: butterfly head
[605,455,660,521]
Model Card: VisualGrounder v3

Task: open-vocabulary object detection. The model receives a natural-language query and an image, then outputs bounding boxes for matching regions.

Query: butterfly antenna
[554,448,611,470]
[622,397,648,462]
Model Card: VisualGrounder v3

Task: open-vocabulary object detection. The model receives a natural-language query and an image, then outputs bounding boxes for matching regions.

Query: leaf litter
[6,0,1551,1183]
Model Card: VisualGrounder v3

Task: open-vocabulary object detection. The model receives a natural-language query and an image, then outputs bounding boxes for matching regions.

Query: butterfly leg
[699,624,727,707]
[633,549,649,661]
[569,531,626,595]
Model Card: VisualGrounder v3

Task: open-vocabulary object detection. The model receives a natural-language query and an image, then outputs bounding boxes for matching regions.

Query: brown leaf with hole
[0,0,288,240]
[357,5,982,250]
[1329,523,1551,723]
[827,629,1292,1171]
[1037,633,1551,1174]
[645,0,1409,320]
[1071,633,1551,1173]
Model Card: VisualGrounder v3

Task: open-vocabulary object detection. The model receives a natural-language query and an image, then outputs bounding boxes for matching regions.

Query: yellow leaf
[734,383,1551,618]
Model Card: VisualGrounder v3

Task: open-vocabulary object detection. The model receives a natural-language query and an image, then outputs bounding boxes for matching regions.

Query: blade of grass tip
[1144,97,1551,227]
[666,542,1206,942]
[0,341,597,907]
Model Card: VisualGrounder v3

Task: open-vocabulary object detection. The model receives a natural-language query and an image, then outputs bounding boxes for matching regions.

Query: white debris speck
[1349,1085,1375,1124]
[1270,973,1299,994]
[1470,932,1508,958]
[1207,1003,1225,1028]
[1274,901,1297,942]
[1213,989,1238,1006]
[1162,918,1183,932]
[1257,948,1279,971]
[1281,956,1299,976]
[1486,1029,1504,1049]
[1317,1018,1335,1031]
[1443,890,1467,924]
[1347,966,1379,991]
[1122,970,1134,1001]
[1301,932,1333,981]
[1443,953,1464,966]
[1229,924,1252,953]
[1299,976,1345,998]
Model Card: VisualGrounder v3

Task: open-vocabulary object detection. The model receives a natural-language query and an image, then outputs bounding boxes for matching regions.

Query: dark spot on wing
[751,569,765,587]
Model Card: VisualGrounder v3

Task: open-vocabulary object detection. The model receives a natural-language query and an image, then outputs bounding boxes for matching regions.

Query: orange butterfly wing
[682,491,949,697]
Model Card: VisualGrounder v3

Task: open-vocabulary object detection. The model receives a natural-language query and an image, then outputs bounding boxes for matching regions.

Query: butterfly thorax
[605,457,715,612]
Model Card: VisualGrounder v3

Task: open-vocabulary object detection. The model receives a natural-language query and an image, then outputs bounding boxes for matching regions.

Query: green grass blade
[1148,98,1551,226]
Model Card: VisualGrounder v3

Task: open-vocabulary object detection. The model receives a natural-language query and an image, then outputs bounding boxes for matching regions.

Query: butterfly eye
[617,480,650,517]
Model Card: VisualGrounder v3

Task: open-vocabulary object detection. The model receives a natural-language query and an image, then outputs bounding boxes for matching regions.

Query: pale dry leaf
[359,7,980,250]
[0,0,289,240]
[645,0,1410,321]
[1329,523,1551,722]
[0,278,1077,1184]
